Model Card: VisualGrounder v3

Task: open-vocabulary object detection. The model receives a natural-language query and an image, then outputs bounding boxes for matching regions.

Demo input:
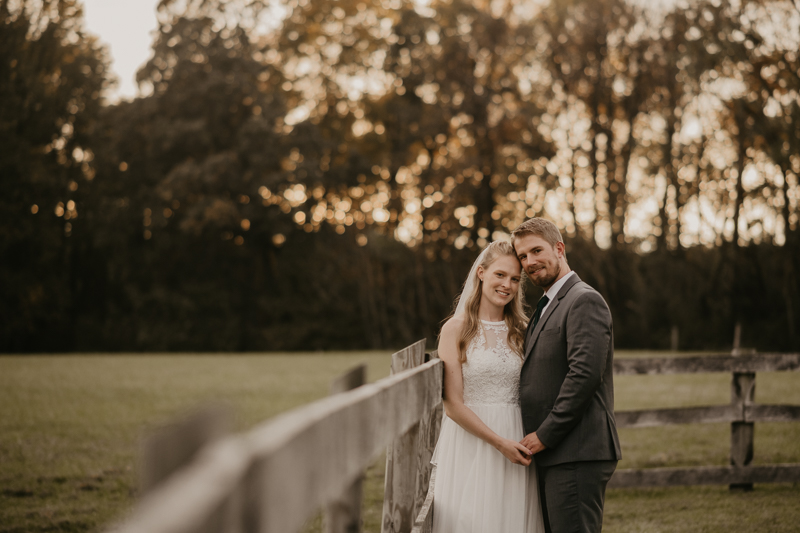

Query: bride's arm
[439,318,532,466]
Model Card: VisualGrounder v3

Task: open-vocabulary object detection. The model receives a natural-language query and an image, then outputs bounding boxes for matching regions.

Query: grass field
[1,351,799,533]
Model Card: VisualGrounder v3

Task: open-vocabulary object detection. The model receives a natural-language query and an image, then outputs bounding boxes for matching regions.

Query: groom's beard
[527,262,560,289]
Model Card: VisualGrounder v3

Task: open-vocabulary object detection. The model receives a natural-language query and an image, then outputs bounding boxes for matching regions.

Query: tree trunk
[614,117,636,248]
[658,106,677,251]
[733,105,747,249]
[779,160,792,239]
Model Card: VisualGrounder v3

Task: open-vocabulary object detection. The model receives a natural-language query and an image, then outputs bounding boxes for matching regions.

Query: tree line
[2,0,798,352]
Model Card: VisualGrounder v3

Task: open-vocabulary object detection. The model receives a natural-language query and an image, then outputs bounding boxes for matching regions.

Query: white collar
[544,270,575,303]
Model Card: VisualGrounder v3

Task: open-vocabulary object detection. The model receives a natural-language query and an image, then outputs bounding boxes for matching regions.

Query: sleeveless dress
[431,320,544,533]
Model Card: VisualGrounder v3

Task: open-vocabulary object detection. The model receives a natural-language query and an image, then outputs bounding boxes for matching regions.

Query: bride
[431,240,545,533]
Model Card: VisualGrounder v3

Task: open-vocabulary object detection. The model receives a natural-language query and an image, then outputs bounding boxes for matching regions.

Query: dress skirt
[430,403,544,533]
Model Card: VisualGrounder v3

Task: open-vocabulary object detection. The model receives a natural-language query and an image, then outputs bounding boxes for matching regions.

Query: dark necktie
[531,295,550,331]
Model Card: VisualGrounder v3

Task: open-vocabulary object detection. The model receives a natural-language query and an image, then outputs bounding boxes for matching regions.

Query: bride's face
[477,255,521,309]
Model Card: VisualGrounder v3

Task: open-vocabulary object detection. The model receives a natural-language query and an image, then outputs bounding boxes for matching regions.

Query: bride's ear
[476,265,485,281]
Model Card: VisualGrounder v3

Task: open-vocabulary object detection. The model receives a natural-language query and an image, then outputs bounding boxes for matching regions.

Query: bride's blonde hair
[445,241,528,363]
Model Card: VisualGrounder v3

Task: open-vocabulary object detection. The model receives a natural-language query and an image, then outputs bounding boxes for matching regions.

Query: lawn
[1,351,798,533]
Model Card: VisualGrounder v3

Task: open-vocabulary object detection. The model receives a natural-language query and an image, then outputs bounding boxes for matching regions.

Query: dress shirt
[540,270,575,315]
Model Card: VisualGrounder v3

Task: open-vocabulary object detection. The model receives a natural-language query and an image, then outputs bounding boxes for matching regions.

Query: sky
[77,0,660,103]
[82,0,160,101]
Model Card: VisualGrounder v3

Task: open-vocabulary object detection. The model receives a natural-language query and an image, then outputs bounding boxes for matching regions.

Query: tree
[0,0,110,350]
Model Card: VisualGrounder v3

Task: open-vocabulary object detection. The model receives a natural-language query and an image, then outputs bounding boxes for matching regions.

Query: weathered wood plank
[410,467,436,533]
[730,372,755,490]
[390,340,427,375]
[326,364,367,533]
[615,405,740,428]
[245,356,443,533]
[614,403,800,427]
[406,350,442,533]
[746,404,800,422]
[608,464,800,488]
[411,351,442,533]
[140,404,232,494]
[614,353,800,375]
[383,340,428,533]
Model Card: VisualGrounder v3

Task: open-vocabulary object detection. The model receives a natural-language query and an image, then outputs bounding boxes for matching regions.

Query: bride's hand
[496,439,532,466]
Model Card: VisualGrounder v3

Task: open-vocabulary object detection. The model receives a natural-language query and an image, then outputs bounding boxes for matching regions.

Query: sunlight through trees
[3,0,799,352]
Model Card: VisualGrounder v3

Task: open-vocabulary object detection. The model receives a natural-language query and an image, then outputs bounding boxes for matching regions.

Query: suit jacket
[519,273,622,467]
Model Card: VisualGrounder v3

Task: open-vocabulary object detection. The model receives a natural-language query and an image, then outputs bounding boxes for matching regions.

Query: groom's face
[514,234,564,290]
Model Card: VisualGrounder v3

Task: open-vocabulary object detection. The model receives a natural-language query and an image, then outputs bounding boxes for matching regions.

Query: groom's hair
[511,217,563,248]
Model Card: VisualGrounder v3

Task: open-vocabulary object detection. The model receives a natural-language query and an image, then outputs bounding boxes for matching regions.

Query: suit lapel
[524,273,582,360]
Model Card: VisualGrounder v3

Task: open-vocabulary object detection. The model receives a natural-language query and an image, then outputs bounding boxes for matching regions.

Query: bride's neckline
[480,319,506,325]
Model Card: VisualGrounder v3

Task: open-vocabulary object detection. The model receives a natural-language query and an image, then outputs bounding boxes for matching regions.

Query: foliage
[0,0,110,351]
[2,0,800,351]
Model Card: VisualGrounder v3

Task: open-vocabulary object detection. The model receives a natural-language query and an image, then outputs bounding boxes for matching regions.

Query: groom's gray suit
[520,272,621,533]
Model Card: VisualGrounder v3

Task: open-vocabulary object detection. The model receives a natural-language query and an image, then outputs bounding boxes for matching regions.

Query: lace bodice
[462,320,522,406]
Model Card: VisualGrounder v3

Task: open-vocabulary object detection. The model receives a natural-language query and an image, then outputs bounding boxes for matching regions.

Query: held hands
[496,438,533,466]
[520,432,547,455]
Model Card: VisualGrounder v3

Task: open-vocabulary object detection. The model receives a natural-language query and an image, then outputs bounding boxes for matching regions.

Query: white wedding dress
[431,319,544,533]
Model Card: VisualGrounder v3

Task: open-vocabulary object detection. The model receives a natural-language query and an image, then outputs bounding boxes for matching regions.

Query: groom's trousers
[536,459,617,533]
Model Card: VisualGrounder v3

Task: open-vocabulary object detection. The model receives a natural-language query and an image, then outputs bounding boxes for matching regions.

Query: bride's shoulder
[440,315,466,337]
[438,315,466,362]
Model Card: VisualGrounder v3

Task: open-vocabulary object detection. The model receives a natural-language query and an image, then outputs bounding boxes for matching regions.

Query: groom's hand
[520,432,546,454]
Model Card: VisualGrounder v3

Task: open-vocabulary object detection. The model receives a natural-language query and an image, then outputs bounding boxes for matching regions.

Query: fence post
[411,351,442,533]
[325,365,367,533]
[730,344,756,492]
[382,340,428,533]
[140,404,232,494]
[139,404,242,533]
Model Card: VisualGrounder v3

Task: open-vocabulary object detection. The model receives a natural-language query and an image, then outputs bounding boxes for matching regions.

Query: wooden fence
[109,340,441,533]
[609,350,800,489]
[108,344,800,533]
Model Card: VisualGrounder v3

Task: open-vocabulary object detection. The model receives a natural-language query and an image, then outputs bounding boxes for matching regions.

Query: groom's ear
[556,241,566,257]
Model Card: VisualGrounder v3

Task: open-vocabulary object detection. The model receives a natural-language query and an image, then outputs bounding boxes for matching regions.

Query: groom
[512,218,621,533]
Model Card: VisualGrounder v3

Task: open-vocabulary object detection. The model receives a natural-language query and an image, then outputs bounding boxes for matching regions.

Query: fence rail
[609,464,800,487]
[609,351,800,489]
[613,352,800,375]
